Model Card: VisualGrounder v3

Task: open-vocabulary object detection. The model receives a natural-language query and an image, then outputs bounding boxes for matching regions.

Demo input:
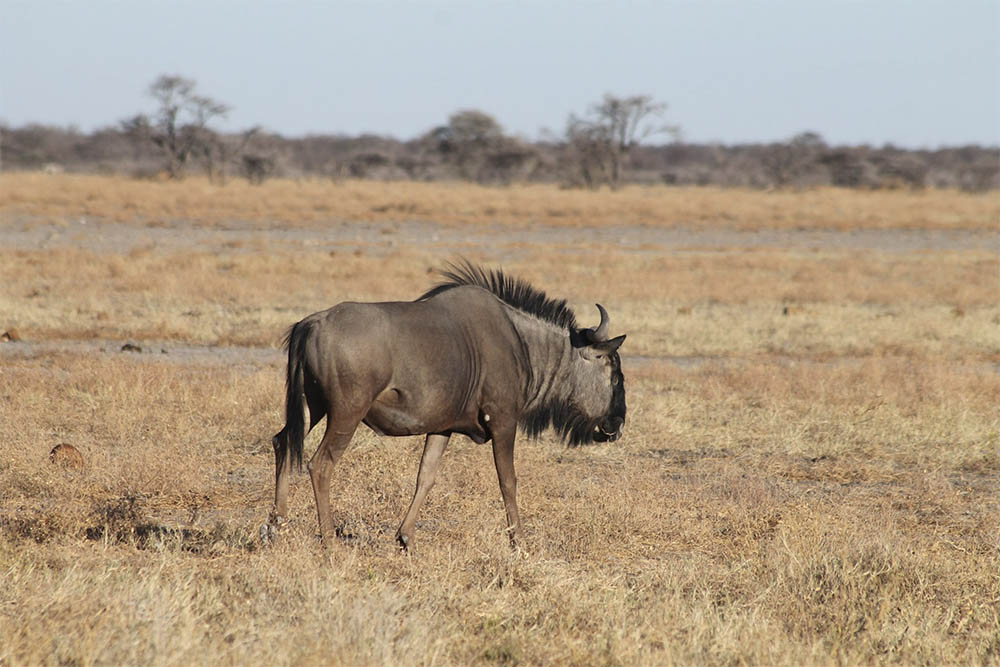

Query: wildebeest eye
[611,375,619,386]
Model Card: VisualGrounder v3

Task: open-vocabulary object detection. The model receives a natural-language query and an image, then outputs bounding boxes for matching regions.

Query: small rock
[120,342,143,353]
[50,444,85,469]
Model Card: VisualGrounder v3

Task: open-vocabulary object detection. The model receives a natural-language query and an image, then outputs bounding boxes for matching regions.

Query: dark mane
[519,399,605,447]
[418,261,578,330]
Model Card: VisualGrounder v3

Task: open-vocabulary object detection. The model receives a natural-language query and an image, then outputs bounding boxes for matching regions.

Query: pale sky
[2,0,998,147]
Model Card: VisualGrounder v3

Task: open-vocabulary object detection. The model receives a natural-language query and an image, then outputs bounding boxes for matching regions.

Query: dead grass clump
[761,512,1000,663]
[772,531,915,647]
[0,515,65,545]
[84,492,259,554]
[87,493,150,545]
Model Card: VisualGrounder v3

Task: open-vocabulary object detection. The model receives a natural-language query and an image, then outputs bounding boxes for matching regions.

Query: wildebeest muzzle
[593,415,624,442]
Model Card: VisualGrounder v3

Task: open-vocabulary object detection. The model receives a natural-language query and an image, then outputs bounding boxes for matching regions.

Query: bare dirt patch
[3,214,997,257]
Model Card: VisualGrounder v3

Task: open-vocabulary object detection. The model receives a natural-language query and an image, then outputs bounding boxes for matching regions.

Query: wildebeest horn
[591,303,610,342]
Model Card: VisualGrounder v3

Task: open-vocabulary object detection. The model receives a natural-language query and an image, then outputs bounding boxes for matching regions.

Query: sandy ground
[4,339,1000,377]
[4,215,998,256]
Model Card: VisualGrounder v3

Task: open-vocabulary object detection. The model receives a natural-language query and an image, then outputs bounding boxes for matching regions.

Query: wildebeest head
[421,261,627,447]
[569,304,627,443]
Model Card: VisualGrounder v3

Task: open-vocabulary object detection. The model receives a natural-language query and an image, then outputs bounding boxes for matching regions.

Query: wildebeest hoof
[396,532,411,551]
[260,514,287,545]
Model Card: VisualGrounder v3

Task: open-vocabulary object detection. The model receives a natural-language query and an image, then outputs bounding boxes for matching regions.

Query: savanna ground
[1,173,998,665]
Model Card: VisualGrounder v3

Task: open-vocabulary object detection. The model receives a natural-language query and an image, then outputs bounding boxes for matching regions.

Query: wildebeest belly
[364,385,454,434]
[363,403,431,436]
[364,386,487,442]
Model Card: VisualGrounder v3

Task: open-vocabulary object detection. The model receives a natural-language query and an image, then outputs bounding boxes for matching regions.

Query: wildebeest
[269,262,626,548]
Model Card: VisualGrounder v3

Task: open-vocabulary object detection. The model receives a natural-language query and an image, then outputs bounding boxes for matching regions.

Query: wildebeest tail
[278,319,312,469]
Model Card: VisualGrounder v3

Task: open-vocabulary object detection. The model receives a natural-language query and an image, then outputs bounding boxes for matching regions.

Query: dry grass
[2,354,997,665]
[4,172,999,230]
[2,244,996,361]
[1,176,998,665]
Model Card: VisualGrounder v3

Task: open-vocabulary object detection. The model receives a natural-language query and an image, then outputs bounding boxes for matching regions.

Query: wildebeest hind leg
[271,436,292,523]
[308,415,360,542]
[270,390,326,528]
[396,432,450,550]
[305,383,328,431]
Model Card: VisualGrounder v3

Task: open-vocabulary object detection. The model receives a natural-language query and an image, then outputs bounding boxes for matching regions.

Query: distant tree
[760,131,826,187]
[960,160,1000,192]
[237,129,287,184]
[422,110,536,184]
[563,121,609,189]
[565,94,678,190]
[444,110,505,153]
[242,154,276,184]
[122,75,230,179]
[819,148,876,188]
[424,110,502,180]
[870,149,929,190]
[199,126,260,185]
[347,151,393,179]
[0,123,79,169]
[477,143,539,185]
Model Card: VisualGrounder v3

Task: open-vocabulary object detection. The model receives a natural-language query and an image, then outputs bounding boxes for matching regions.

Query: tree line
[3,74,997,191]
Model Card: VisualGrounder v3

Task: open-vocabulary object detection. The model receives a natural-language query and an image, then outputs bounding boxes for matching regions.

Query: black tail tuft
[278,320,311,470]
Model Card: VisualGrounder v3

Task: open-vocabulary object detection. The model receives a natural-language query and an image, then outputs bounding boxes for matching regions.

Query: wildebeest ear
[580,334,625,360]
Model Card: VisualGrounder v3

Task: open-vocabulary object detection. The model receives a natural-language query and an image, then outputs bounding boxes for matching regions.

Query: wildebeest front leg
[308,419,358,542]
[491,425,520,546]
[396,432,450,550]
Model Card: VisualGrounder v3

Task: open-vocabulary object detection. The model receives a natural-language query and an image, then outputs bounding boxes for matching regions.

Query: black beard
[519,400,602,447]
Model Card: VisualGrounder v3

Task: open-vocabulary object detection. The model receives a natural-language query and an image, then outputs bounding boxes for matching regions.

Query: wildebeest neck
[505,308,573,409]
[504,307,600,445]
